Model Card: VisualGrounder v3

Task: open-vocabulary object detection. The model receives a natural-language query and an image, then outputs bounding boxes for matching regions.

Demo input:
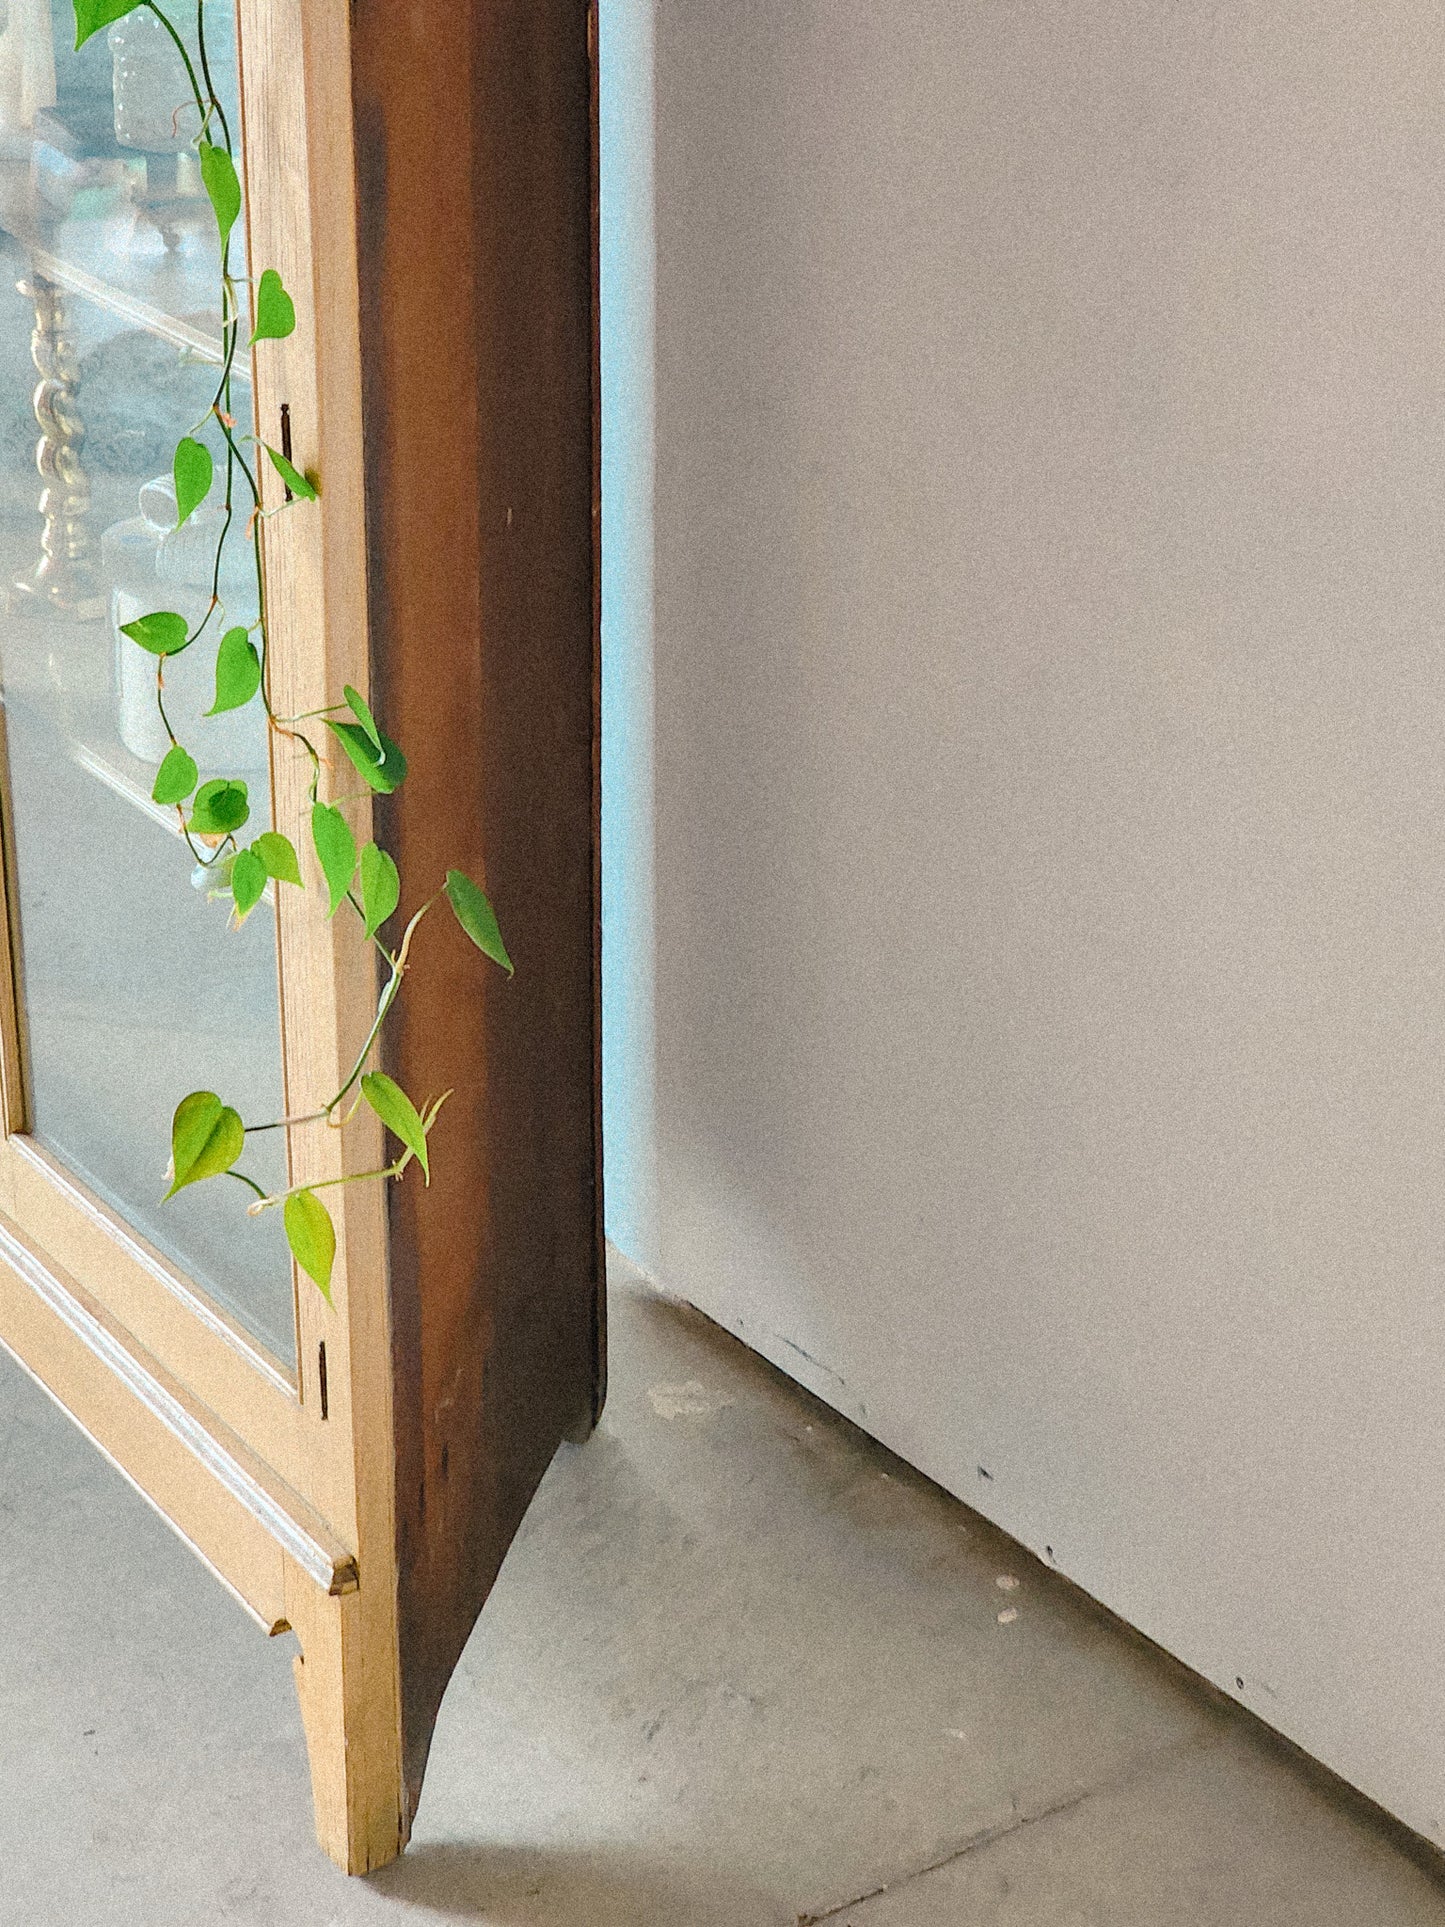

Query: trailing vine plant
[72,0,513,1303]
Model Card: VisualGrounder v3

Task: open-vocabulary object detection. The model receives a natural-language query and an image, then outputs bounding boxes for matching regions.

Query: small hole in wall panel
[318,1341,329,1422]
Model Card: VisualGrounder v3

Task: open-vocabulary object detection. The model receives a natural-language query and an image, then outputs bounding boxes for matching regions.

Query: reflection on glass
[0,2,296,1366]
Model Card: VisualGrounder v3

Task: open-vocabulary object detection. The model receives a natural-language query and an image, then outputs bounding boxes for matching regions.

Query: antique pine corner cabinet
[0,0,601,1873]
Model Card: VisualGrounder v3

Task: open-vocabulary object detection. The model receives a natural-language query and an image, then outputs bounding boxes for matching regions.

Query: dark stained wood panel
[349,0,603,1823]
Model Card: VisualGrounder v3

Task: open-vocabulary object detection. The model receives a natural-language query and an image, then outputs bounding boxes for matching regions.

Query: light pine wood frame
[0,0,409,1871]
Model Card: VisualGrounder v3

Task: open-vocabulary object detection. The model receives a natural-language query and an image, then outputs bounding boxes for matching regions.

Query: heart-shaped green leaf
[263,442,317,503]
[198,140,241,246]
[166,1090,245,1198]
[121,610,190,657]
[253,831,302,888]
[207,626,261,714]
[361,1071,430,1181]
[445,869,513,976]
[73,0,143,48]
[173,436,213,528]
[284,1189,335,1302]
[344,684,383,752]
[359,842,399,939]
[189,778,250,838]
[152,744,198,807]
[326,720,407,794]
[230,848,267,923]
[311,802,356,918]
[251,268,296,344]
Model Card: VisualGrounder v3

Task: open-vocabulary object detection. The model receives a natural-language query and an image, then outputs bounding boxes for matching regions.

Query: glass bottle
[108,9,198,153]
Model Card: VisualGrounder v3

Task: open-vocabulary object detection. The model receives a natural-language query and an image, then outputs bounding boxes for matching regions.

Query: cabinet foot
[563,1401,600,1446]
[285,1568,408,1875]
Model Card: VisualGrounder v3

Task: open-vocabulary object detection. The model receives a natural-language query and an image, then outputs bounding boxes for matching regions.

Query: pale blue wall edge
[598,0,657,1264]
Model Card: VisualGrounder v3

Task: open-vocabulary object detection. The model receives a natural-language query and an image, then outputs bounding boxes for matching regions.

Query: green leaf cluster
[73,0,142,48]
[174,437,213,527]
[190,778,249,838]
[312,803,356,917]
[446,870,514,975]
[329,722,407,793]
[264,443,317,502]
[74,0,522,1312]
[360,843,399,938]
[230,848,267,920]
[121,610,190,657]
[252,269,296,345]
[226,832,302,925]
[285,1190,335,1300]
[153,744,198,807]
[253,832,302,887]
[361,1072,432,1179]
[209,629,262,714]
[198,143,240,247]
[167,1092,243,1198]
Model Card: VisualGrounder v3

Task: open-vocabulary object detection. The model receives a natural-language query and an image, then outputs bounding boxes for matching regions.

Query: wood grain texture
[349,0,603,1820]
[0,1134,306,1479]
[0,1214,355,1629]
[237,0,384,1544]
[241,0,408,1866]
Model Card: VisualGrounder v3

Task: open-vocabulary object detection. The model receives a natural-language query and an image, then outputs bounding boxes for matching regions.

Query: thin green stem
[344,888,401,967]
[155,663,178,747]
[127,3,465,1293]
[244,1109,328,1136]
[324,898,436,1116]
[207,275,240,423]
[207,432,235,616]
[246,1152,417,1215]
[143,2,206,136]
[225,1168,269,1202]
[194,0,232,152]
[185,830,236,870]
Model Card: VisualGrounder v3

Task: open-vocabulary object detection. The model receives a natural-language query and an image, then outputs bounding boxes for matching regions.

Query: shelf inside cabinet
[0,162,247,380]
[0,622,274,889]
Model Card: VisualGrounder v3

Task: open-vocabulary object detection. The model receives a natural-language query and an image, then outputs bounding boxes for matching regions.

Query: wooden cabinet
[0,0,600,1872]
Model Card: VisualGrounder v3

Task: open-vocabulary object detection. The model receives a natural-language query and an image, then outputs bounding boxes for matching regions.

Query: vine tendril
[77,0,513,1301]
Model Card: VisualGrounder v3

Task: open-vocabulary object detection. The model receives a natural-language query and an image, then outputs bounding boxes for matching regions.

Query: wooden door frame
[0,0,407,1867]
[0,0,602,1875]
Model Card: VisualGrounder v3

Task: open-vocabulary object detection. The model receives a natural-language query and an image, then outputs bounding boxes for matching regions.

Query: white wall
[603,0,1445,1846]
[599,0,657,1259]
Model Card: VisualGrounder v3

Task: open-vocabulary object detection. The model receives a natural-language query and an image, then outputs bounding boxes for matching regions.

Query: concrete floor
[2,1256,1444,1926]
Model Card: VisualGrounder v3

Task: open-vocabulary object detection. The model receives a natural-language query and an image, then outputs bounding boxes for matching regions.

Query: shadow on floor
[368,1839,776,1927]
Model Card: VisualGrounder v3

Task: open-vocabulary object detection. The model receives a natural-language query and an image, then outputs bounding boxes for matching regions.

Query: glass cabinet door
[0,1,296,1370]
[0,0,605,1874]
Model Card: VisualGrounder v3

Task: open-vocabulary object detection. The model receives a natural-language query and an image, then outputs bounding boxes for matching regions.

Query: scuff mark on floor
[647,1379,737,1421]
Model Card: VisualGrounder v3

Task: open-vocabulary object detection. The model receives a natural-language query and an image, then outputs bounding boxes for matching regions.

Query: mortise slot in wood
[318,1339,329,1421]
[279,400,295,500]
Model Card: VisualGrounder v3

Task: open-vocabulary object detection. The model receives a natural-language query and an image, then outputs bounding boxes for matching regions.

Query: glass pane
[0,2,296,1367]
